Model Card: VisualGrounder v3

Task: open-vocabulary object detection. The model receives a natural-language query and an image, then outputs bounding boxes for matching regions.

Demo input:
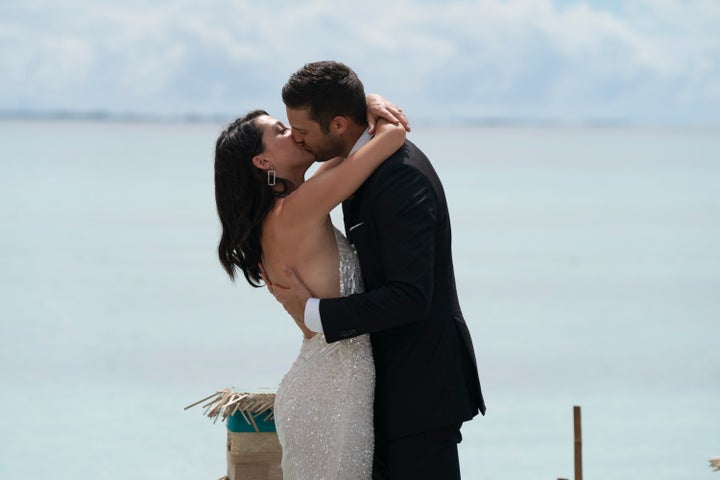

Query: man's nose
[290,130,303,144]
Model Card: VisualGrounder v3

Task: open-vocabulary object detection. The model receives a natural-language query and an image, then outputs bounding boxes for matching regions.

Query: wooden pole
[574,405,583,480]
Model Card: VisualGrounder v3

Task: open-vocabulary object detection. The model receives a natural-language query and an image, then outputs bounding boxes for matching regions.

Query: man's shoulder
[375,140,444,190]
[355,143,443,208]
[372,140,431,177]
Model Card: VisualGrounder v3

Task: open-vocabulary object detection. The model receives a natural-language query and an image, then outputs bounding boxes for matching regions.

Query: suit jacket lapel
[342,171,370,233]
[341,198,355,236]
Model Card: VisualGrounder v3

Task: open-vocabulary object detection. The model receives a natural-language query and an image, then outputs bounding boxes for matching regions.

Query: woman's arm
[312,95,410,178]
[282,119,406,225]
[310,156,344,178]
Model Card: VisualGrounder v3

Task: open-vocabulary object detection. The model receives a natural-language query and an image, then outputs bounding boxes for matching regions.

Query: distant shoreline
[1,110,717,130]
[0,110,231,125]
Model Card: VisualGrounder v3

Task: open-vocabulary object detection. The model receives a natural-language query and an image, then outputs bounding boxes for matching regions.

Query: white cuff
[304,298,324,333]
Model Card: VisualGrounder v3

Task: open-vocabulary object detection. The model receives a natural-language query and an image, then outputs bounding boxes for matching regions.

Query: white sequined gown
[274,228,375,480]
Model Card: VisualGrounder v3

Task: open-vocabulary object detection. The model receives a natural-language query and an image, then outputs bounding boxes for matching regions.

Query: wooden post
[574,406,583,480]
[226,409,282,480]
[226,431,282,480]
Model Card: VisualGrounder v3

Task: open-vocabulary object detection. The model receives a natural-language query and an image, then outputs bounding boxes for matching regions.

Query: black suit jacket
[319,140,485,443]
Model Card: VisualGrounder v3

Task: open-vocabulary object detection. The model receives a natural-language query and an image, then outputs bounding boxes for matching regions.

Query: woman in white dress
[213,97,407,479]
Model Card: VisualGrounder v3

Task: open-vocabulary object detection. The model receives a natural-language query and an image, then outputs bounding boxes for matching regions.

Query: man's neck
[342,123,369,157]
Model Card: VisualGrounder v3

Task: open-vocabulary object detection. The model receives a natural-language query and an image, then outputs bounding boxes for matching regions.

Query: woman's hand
[366,94,411,134]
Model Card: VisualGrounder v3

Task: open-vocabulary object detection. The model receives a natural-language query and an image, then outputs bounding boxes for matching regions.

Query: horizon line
[1,109,717,130]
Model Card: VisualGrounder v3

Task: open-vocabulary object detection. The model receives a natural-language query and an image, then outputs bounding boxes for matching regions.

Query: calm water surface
[1,120,718,479]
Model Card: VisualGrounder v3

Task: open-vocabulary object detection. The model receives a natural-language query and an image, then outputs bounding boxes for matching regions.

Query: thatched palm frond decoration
[185,388,276,425]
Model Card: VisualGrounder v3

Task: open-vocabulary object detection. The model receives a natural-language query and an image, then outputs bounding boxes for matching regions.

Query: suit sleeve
[319,163,438,342]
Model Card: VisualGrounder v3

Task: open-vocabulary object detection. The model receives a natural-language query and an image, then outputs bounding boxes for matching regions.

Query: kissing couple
[214,61,485,479]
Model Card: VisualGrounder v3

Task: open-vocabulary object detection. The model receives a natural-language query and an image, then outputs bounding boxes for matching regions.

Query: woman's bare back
[260,198,341,301]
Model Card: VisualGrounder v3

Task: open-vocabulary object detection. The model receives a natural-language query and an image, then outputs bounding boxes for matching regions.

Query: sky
[1,0,719,126]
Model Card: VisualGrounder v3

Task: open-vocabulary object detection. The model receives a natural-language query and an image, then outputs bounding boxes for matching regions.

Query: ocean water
[1,120,718,479]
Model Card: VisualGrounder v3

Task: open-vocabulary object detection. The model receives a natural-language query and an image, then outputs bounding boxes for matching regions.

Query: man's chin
[313,151,333,162]
[302,148,322,162]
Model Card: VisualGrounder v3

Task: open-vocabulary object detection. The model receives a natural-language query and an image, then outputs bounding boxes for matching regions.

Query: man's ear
[330,116,348,134]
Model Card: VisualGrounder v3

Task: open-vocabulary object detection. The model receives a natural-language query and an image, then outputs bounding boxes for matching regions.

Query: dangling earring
[267,168,276,186]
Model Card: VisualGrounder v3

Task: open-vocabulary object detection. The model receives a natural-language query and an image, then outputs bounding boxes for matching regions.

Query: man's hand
[261,265,315,339]
[366,93,411,134]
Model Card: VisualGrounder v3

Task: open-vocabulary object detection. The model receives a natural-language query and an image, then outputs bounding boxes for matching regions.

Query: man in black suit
[272,61,485,479]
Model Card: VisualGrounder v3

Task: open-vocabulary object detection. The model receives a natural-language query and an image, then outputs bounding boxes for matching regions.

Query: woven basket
[187,389,282,480]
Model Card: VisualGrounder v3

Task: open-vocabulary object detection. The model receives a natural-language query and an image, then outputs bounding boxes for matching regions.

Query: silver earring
[267,169,276,186]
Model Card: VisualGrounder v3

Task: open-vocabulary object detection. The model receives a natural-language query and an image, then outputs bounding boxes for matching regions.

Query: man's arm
[321,163,438,341]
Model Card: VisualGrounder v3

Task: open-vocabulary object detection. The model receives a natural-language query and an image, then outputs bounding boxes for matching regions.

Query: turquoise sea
[1,119,718,479]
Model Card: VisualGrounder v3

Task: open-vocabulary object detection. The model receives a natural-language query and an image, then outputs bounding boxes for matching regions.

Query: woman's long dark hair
[214,110,294,286]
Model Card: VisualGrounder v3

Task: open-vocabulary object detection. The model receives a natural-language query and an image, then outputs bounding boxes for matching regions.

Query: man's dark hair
[282,61,367,132]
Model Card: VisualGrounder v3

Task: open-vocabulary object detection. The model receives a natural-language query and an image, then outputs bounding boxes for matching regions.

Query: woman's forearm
[282,120,406,223]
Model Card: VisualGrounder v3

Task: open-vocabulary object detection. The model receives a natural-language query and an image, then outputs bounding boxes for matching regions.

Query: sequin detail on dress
[274,228,375,479]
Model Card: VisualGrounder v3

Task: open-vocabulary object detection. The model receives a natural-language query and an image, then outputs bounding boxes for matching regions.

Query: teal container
[227,409,277,433]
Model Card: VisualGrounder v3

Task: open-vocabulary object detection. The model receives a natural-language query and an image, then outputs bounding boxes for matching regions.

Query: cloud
[1,0,718,125]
